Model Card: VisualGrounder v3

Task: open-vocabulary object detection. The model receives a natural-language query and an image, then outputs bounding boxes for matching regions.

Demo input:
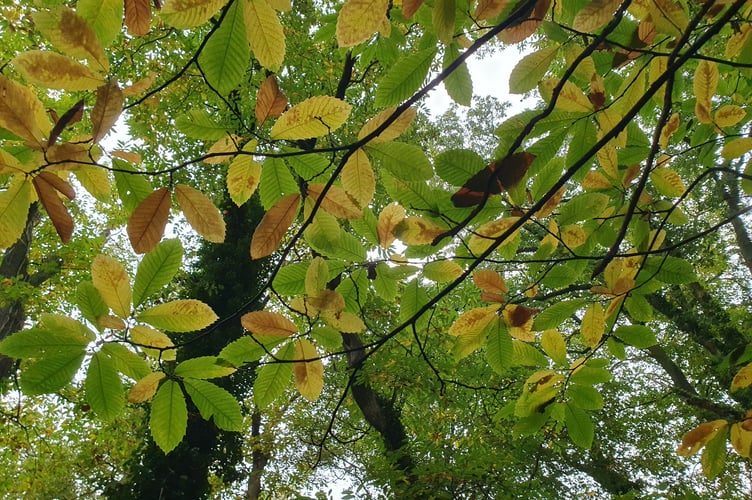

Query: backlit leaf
[722,137,752,160]
[449,305,498,359]
[100,342,150,380]
[423,260,462,283]
[34,7,109,72]
[0,179,32,249]
[175,184,226,243]
[12,51,104,91]
[572,0,622,32]
[509,45,558,95]
[133,239,184,307]
[130,325,176,360]
[341,148,375,207]
[677,420,728,457]
[183,378,243,430]
[250,192,300,259]
[731,363,752,392]
[244,0,286,70]
[393,216,445,246]
[199,0,249,95]
[85,351,125,422]
[150,380,187,453]
[227,153,262,207]
[442,43,473,106]
[374,47,436,107]
[128,372,166,403]
[293,339,324,401]
[125,0,152,35]
[138,300,218,332]
[0,75,49,147]
[78,0,124,46]
[127,187,172,254]
[161,0,228,28]
[307,183,362,219]
[358,107,417,144]
[30,174,73,240]
[474,0,508,20]
[254,343,294,408]
[702,425,728,480]
[365,142,433,181]
[433,0,455,44]
[377,202,405,248]
[305,257,329,296]
[19,351,86,395]
[271,96,351,140]
[336,0,391,47]
[651,167,686,197]
[241,310,297,337]
[259,157,298,209]
[485,317,513,374]
[255,75,288,125]
[693,59,718,108]
[91,80,123,143]
[91,254,132,319]
[473,270,507,294]
[715,105,746,127]
[175,356,236,379]
[615,324,656,348]
[565,402,594,449]
[581,302,605,348]
[541,329,567,365]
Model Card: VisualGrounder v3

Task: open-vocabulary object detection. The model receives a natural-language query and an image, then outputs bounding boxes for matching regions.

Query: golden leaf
[659,113,680,149]
[536,186,566,218]
[241,310,297,337]
[125,0,152,36]
[305,256,329,297]
[377,202,405,248]
[161,0,228,28]
[650,168,686,197]
[250,193,300,259]
[468,217,521,255]
[449,305,498,359]
[227,153,262,207]
[322,311,366,333]
[341,148,375,207]
[34,7,110,72]
[647,0,688,38]
[581,302,605,348]
[423,260,463,283]
[731,412,752,458]
[474,0,509,20]
[336,0,391,48]
[255,75,288,126]
[676,420,728,457]
[91,254,132,319]
[127,188,172,254]
[111,150,143,164]
[358,107,417,144]
[726,24,752,60]
[0,75,50,147]
[307,183,362,219]
[572,0,622,32]
[75,165,112,203]
[130,325,176,360]
[561,224,587,248]
[97,314,126,330]
[731,363,752,392]
[540,78,593,113]
[12,50,104,91]
[33,172,75,243]
[393,216,445,246]
[122,72,156,97]
[270,96,352,140]
[175,184,226,243]
[722,137,752,161]
[715,105,746,128]
[306,290,346,313]
[473,270,508,295]
[244,0,286,71]
[91,80,123,143]
[502,304,536,342]
[693,60,718,109]
[0,178,32,249]
[293,339,324,401]
[204,135,241,164]
[582,170,612,190]
[128,372,166,403]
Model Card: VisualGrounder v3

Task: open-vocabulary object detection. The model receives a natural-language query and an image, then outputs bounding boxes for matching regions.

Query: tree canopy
[3,0,752,497]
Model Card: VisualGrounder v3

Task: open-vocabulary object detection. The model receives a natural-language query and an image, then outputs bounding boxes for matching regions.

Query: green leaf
[443,43,472,106]
[85,351,125,422]
[273,262,309,295]
[558,192,610,225]
[198,0,248,95]
[175,109,229,140]
[348,207,380,247]
[382,172,440,212]
[113,159,154,215]
[183,378,243,431]
[701,426,728,480]
[365,142,432,181]
[19,351,86,395]
[76,281,109,328]
[399,280,431,331]
[174,356,236,379]
[326,231,368,262]
[568,383,604,411]
[373,263,399,301]
[133,239,184,307]
[642,256,697,284]
[570,364,612,385]
[41,313,96,342]
[259,156,299,210]
[283,149,331,179]
[254,343,294,408]
[0,326,90,359]
[77,0,124,47]
[219,335,286,366]
[625,293,653,321]
[310,325,343,351]
[533,299,587,331]
[509,45,558,94]
[374,47,436,107]
[511,341,548,367]
[150,380,188,454]
[565,402,594,449]
[615,324,657,348]
[137,299,218,332]
[100,342,151,380]
[435,149,485,187]
[485,317,513,375]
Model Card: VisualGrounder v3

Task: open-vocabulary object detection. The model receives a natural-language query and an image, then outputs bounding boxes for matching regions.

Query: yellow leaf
[468,217,521,255]
[271,96,352,140]
[449,306,498,359]
[121,72,156,96]
[91,80,123,143]
[650,168,686,197]
[307,183,362,219]
[377,202,405,248]
[341,148,375,207]
[227,153,262,207]
[582,170,612,190]
[322,311,366,333]
[693,60,718,109]
[161,0,228,28]
[267,0,290,11]
[336,0,391,48]
[647,0,688,38]
[305,256,329,297]
[244,0,286,71]
[130,325,176,360]
[358,107,417,144]
[473,270,507,295]
[0,75,50,147]
[561,224,587,249]
[731,363,752,392]
[34,7,110,72]
[175,184,226,243]
[540,79,593,113]
[306,290,346,313]
[241,310,297,336]
[393,216,446,246]
[0,178,32,249]
[474,0,509,20]
[255,75,288,126]
[204,135,241,164]
[128,372,166,403]
[112,150,143,164]
[97,314,126,330]
[75,165,112,203]
[293,339,324,401]
[536,186,566,218]
[127,188,172,254]
[659,113,680,149]
[581,303,605,348]
[726,24,752,60]
[541,329,567,365]
[432,0,455,44]
[502,304,536,342]
[676,420,728,456]
[91,254,132,319]
[722,137,752,160]
[572,0,622,32]
[731,413,752,458]
[250,193,300,259]
[125,0,153,35]
[12,51,104,91]
[423,260,463,283]
[715,105,746,128]
[138,299,218,332]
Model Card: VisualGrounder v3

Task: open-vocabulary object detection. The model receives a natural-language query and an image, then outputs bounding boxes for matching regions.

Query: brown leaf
[250,193,300,259]
[451,152,535,207]
[125,0,152,36]
[402,0,424,18]
[127,187,172,253]
[48,99,84,147]
[474,0,509,20]
[498,0,549,44]
[33,172,74,243]
[91,80,123,144]
[307,183,362,219]
[255,75,288,126]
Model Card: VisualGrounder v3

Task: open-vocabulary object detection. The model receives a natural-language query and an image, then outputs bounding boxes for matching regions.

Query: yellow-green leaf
[270,96,352,140]
[161,0,228,28]
[572,0,622,32]
[293,339,324,401]
[336,0,391,48]
[358,107,417,144]
[307,183,362,219]
[91,254,132,319]
[715,105,746,127]
[693,60,718,108]
[138,299,219,332]
[677,419,728,457]
[0,75,50,147]
[722,137,752,160]
[423,260,463,283]
[509,45,558,95]
[130,325,176,360]
[541,329,567,365]
[650,168,686,197]
[0,178,32,249]
[305,257,329,297]
[449,305,498,359]
[244,0,286,71]
[581,302,604,348]
[12,50,104,91]
[341,148,375,207]
[34,7,109,72]
[227,153,262,206]
[128,372,166,403]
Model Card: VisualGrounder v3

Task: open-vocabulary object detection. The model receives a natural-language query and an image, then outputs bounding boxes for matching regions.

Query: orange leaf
[250,192,300,259]
[677,420,728,457]
[127,187,172,254]
[125,0,152,36]
[33,172,75,243]
[241,310,297,337]
[473,270,507,294]
[91,80,123,144]
[174,184,226,243]
[255,75,288,126]
[307,183,362,219]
